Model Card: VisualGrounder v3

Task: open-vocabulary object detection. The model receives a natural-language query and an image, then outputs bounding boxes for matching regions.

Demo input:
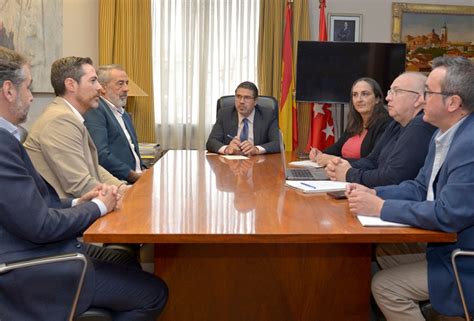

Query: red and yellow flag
[305,0,335,151]
[279,1,298,151]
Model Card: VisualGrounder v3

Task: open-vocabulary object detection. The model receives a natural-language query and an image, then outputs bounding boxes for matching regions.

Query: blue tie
[240,118,249,141]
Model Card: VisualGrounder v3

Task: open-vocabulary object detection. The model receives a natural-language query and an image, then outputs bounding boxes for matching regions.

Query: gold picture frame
[391,3,474,71]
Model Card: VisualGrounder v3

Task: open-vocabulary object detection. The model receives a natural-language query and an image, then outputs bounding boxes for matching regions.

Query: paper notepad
[285,180,347,193]
[357,215,410,227]
[221,155,250,160]
[288,160,323,168]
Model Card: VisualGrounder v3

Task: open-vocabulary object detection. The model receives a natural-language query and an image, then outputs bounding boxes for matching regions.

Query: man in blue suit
[84,64,145,183]
[346,56,474,320]
[206,81,280,155]
[0,48,167,320]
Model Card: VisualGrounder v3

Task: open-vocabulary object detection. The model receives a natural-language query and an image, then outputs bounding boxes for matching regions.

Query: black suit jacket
[323,114,390,159]
[206,104,280,153]
[0,128,101,320]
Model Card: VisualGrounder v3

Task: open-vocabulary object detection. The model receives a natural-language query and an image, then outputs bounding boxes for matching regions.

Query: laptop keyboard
[290,169,312,177]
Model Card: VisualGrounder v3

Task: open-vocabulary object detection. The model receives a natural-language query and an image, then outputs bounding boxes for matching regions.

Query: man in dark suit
[206,81,279,155]
[84,64,145,183]
[0,47,167,321]
[346,57,474,320]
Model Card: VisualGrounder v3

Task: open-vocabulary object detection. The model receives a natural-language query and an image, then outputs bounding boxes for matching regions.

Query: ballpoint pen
[300,182,317,189]
[226,134,235,140]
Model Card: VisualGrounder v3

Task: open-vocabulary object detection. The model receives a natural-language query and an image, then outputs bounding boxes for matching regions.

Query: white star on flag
[312,103,325,117]
[322,123,334,140]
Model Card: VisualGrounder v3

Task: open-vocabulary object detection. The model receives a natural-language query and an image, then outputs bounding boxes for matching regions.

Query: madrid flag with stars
[305,0,335,151]
[306,103,334,150]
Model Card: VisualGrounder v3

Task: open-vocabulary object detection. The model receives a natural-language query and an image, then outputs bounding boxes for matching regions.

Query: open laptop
[279,130,329,180]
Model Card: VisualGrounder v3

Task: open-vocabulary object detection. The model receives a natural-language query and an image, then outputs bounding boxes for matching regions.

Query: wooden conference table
[84,150,455,321]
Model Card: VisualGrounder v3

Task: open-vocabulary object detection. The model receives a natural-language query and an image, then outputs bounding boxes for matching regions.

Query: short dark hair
[50,56,94,96]
[0,47,28,89]
[432,56,474,112]
[346,77,388,135]
[235,81,258,98]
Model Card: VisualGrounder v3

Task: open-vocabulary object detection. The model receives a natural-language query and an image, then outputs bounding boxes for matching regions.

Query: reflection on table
[84,150,455,321]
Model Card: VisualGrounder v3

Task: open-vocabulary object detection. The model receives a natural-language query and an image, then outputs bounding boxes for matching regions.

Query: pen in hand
[226,134,236,140]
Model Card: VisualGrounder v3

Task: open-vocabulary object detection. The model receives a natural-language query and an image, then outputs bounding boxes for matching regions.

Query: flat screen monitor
[295,41,406,103]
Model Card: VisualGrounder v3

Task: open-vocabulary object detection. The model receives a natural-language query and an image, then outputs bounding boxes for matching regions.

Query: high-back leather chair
[0,253,112,321]
[216,95,279,120]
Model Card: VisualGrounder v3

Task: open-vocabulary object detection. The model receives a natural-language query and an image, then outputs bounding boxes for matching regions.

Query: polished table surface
[84,150,455,321]
[85,150,455,244]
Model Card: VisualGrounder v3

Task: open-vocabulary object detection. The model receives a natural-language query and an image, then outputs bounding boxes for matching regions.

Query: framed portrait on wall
[328,14,362,42]
[392,2,474,72]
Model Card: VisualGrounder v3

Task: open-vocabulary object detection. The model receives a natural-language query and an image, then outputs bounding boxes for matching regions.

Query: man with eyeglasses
[325,72,436,187]
[346,56,474,320]
[206,81,279,155]
[84,65,145,184]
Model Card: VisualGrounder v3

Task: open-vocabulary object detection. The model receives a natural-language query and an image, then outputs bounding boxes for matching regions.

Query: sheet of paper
[357,215,410,227]
[285,180,347,193]
[221,155,250,160]
[288,160,323,168]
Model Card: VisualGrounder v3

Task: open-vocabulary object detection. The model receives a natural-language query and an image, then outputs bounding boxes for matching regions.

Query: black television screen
[295,41,406,103]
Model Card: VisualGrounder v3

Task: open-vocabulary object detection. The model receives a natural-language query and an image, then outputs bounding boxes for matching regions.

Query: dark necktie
[240,118,249,141]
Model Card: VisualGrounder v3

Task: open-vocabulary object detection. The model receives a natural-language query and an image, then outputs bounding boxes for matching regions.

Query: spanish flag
[305,0,335,152]
[279,1,298,151]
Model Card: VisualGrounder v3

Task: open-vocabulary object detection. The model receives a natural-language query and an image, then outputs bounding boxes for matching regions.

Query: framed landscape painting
[391,3,474,72]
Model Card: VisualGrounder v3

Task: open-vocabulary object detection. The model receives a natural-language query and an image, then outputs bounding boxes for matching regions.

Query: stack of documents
[357,215,410,227]
[139,143,160,157]
[285,180,347,193]
[288,160,322,168]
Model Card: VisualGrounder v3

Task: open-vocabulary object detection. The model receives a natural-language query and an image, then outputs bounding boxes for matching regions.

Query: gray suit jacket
[24,97,122,198]
[206,105,280,153]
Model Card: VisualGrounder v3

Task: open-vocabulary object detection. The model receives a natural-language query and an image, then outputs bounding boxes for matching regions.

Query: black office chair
[0,253,112,321]
[216,95,279,119]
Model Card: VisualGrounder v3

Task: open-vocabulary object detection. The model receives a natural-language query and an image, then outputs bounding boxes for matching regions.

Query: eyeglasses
[235,95,255,102]
[423,90,454,100]
[387,88,420,97]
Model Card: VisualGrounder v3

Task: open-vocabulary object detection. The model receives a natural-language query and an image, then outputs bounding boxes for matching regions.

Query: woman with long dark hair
[310,77,390,166]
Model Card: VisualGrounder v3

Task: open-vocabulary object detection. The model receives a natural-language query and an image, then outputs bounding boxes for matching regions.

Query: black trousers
[82,244,168,321]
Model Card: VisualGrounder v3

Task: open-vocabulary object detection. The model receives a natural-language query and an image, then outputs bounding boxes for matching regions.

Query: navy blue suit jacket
[347,112,436,187]
[0,128,101,320]
[377,113,474,316]
[206,104,280,153]
[84,98,144,182]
